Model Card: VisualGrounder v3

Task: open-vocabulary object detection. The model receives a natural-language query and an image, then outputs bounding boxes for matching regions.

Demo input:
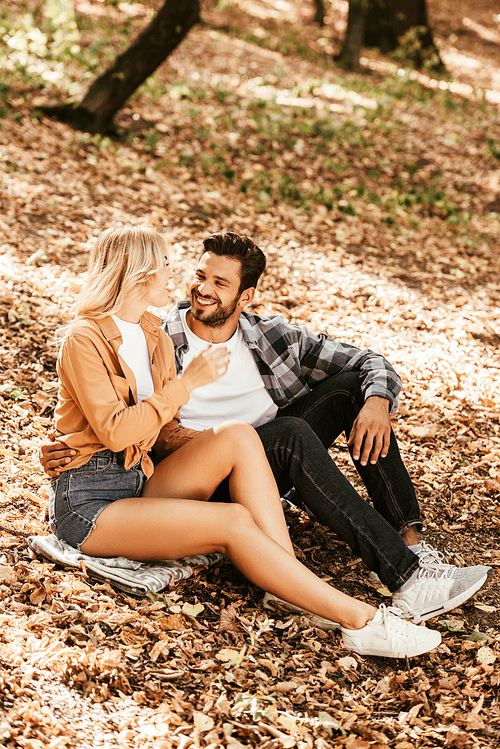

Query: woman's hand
[179,345,229,393]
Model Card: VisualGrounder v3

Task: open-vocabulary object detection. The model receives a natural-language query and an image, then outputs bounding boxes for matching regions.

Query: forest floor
[0,0,499,747]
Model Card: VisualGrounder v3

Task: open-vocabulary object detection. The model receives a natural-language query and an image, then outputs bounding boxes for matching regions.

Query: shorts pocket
[67,464,143,511]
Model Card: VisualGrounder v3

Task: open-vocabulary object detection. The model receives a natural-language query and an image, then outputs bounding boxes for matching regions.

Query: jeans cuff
[399,519,423,535]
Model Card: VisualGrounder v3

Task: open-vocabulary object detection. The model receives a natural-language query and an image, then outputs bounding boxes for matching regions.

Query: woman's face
[145,254,173,308]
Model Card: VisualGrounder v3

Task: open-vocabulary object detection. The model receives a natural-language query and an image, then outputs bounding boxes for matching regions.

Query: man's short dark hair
[202,232,266,293]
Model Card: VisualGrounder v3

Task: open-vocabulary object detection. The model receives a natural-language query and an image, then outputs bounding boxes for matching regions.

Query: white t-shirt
[112,315,154,403]
[178,309,278,430]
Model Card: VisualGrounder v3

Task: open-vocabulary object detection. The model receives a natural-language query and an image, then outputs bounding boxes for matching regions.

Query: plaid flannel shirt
[162,301,401,411]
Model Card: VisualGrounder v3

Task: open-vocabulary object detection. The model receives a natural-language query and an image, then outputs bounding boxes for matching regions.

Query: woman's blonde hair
[75,224,169,320]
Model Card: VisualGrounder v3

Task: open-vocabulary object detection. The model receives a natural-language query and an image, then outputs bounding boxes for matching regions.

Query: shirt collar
[95,310,161,343]
[165,300,259,349]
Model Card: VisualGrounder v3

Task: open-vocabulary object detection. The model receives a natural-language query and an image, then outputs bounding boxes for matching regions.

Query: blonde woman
[48,224,441,658]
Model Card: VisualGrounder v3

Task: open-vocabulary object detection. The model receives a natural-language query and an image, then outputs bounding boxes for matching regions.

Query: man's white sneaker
[414,542,454,571]
[392,563,491,624]
[369,542,466,583]
[262,592,340,631]
[341,604,441,658]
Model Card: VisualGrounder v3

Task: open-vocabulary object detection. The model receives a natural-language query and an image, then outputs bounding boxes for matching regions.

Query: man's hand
[39,430,75,478]
[347,396,392,466]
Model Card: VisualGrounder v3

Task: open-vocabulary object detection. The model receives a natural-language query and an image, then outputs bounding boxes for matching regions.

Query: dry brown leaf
[193,711,214,732]
[272,681,298,693]
[215,647,240,663]
[476,646,496,665]
[337,655,358,670]
[182,601,204,617]
[0,564,17,583]
[218,602,240,632]
[158,614,187,631]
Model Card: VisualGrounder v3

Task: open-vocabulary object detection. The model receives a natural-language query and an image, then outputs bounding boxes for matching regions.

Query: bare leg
[81,421,374,629]
[81,496,375,630]
[144,421,294,555]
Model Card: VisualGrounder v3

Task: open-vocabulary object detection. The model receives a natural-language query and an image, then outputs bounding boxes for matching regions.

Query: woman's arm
[58,333,190,453]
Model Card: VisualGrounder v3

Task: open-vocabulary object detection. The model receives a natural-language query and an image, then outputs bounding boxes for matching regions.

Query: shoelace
[416,559,454,580]
[417,542,454,570]
[376,604,410,639]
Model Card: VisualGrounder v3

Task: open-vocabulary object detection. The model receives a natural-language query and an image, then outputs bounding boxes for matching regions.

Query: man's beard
[190,291,240,327]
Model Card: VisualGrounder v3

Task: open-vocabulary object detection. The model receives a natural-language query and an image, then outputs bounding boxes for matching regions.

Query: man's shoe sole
[399,570,490,624]
[263,592,340,631]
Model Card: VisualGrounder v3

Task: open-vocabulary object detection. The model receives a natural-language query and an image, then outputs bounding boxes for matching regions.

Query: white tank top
[112,315,154,403]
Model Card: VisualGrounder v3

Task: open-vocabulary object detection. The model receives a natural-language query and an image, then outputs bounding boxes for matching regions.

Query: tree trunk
[365,0,444,69]
[335,0,367,71]
[312,0,325,26]
[41,0,200,133]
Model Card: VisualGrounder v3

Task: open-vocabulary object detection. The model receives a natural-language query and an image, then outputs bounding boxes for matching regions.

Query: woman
[49,224,441,659]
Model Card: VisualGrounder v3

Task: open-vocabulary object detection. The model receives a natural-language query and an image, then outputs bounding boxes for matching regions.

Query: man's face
[189,252,244,327]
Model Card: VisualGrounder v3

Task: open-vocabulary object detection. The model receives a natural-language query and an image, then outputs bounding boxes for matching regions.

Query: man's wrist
[365,395,390,407]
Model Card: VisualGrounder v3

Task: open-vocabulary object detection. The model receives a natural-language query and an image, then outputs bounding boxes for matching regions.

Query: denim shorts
[48,449,146,550]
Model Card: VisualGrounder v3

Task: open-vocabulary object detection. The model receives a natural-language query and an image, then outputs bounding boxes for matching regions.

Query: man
[41,232,490,625]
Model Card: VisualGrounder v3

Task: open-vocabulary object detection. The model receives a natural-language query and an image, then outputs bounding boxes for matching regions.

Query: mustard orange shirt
[54,312,200,478]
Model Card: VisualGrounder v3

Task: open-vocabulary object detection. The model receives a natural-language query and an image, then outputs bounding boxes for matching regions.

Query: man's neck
[185,309,240,343]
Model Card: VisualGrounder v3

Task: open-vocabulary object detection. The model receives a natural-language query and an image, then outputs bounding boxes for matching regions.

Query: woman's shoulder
[66,317,106,334]
[63,317,117,347]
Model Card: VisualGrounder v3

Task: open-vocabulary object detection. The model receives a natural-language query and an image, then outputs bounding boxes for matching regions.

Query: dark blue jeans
[278,370,422,535]
[211,372,420,592]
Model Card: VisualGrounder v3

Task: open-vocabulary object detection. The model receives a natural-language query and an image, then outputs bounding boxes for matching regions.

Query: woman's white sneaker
[341,604,441,658]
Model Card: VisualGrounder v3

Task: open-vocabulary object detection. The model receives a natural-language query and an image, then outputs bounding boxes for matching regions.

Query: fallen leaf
[29,587,46,605]
[474,604,497,613]
[158,614,187,631]
[98,649,123,669]
[219,603,240,632]
[216,693,230,715]
[317,711,343,731]
[477,646,496,665]
[467,632,490,642]
[41,381,59,391]
[193,711,214,732]
[337,655,358,670]
[406,425,437,439]
[12,405,29,418]
[215,648,240,663]
[438,618,465,631]
[149,639,171,661]
[257,657,278,676]
[0,565,17,583]
[182,602,205,617]
[376,585,392,597]
[277,714,308,736]
[272,681,298,693]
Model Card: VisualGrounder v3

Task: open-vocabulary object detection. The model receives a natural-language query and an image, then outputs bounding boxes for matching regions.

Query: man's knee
[306,372,365,416]
[321,370,363,399]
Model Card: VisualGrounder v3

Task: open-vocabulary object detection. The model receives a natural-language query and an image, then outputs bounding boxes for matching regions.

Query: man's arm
[297,330,401,409]
[39,431,76,478]
[292,322,400,464]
